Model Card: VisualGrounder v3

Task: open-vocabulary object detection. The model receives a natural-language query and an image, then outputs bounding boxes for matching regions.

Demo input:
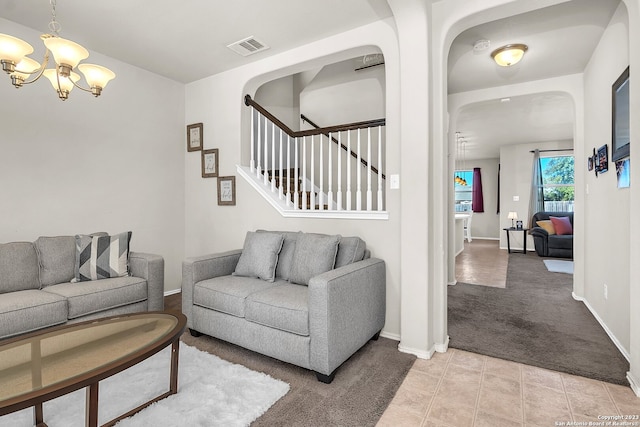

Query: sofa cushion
[335,237,366,268]
[550,216,573,235]
[0,242,40,294]
[0,289,67,339]
[193,276,285,318]
[74,231,132,282]
[35,235,76,287]
[548,235,574,251]
[289,234,340,285]
[273,231,299,280]
[43,275,147,320]
[535,220,556,235]
[245,284,309,336]
[233,231,284,282]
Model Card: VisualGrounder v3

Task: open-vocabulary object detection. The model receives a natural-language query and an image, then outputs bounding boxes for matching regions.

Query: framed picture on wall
[596,144,609,173]
[187,123,203,152]
[201,149,219,178]
[612,66,630,162]
[217,176,236,206]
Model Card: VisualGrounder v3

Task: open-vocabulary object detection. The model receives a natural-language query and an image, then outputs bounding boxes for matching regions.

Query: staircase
[239,95,388,220]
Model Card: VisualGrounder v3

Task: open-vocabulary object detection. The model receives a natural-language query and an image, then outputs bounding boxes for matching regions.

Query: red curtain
[472,167,484,212]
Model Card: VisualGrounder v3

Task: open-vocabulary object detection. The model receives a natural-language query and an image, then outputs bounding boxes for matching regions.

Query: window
[454,170,473,212]
[540,156,574,212]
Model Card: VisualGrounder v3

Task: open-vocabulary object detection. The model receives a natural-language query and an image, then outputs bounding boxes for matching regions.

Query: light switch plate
[513,196,519,201]
[390,174,400,189]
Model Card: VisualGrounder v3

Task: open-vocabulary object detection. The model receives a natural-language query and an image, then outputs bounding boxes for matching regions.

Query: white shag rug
[0,343,289,427]
[543,259,574,275]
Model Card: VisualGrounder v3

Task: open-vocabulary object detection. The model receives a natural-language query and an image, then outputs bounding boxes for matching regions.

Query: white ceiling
[449,0,621,159]
[1,0,624,160]
[0,0,393,83]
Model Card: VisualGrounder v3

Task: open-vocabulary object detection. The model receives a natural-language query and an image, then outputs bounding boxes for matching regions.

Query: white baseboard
[627,371,640,397]
[572,292,630,362]
[434,335,449,353]
[398,342,435,359]
[380,331,400,341]
[448,280,457,286]
[164,288,181,297]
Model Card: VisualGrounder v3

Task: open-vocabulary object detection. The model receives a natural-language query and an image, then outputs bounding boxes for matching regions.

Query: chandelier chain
[48,0,61,35]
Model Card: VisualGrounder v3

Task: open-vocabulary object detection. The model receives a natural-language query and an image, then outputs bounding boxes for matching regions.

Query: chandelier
[0,0,115,100]
[455,132,468,186]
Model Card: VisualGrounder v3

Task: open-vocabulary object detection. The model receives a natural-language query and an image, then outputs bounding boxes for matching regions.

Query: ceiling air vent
[227,36,270,57]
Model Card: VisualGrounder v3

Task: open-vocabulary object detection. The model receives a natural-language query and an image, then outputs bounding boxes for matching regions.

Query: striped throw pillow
[74,231,132,282]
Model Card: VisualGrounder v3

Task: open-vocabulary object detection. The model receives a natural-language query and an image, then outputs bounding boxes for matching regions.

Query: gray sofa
[0,233,165,340]
[182,230,386,383]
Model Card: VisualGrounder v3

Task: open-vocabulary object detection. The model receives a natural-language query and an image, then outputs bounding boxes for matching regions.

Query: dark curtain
[497,164,500,214]
[472,167,484,212]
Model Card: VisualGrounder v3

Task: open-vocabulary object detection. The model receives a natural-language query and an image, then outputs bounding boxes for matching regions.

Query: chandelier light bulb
[10,57,41,86]
[44,69,80,100]
[43,36,89,70]
[0,33,34,73]
[78,63,116,96]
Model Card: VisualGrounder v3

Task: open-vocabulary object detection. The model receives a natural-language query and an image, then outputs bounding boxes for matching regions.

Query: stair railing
[244,95,386,214]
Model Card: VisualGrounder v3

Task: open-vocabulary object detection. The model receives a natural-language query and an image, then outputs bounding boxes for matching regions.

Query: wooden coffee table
[0,311,186,427]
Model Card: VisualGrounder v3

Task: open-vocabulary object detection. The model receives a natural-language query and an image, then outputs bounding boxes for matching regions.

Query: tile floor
[455,240,508,288]
[377,348,640,427]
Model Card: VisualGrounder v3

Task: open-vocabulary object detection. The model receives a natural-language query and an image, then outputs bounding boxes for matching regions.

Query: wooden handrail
[244,95,386,137]
[300,114,385,179]
[244,94,385,179]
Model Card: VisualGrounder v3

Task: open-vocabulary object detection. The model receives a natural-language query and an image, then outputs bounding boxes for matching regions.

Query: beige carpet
[455,239,508,288]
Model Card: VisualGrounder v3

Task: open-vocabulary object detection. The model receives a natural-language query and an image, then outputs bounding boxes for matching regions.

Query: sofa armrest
[308,257,386,376]
[129,252,165,311]
[181,250,242,328]
[529,227,549,239]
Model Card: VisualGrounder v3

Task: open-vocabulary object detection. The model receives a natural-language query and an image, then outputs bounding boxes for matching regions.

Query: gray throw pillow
[35,235,76,287]
[233,231,284,282]
[289,233,341,285]
[335,236,366,268]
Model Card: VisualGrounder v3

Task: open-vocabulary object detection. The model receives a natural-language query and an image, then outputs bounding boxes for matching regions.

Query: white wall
[255,75,297,130]
[582,2,630,353]
[0,18,186,292]
[184,19,403,338]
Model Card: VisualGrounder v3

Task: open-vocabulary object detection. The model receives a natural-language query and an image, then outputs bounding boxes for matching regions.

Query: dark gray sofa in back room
[529,211,574,258]
[182,230,386,383]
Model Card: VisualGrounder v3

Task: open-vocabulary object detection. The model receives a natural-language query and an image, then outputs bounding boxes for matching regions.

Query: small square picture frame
[201,149,219,178]
[187,123,203,152]
[217,176,236,206]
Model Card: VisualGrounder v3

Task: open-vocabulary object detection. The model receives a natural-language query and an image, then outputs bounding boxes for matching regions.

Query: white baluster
[263,118,269,185]
[356,129,362,211]
[367,127,372,211]
[327,132,332,211]
[286,134,291,207]
[302,136,307,210]
[310,134,315,210]
[294,136,299,209]
[337,131,342,211]
[250,107,255,173]
[378,126,383,211]
[279,129,283,199]
[346,131,352,211]
[271,121,276,192]
[319,134,324,211]
[256,113,262,178]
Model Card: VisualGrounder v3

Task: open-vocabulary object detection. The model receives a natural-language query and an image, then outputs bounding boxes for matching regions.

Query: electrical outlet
[604,284,608,300]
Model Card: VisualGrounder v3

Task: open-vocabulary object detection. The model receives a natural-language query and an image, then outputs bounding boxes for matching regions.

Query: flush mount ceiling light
[0,0,115,100]
[491,43,528,67]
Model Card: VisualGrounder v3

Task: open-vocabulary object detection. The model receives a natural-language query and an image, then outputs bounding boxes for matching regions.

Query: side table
[503,227,529,254]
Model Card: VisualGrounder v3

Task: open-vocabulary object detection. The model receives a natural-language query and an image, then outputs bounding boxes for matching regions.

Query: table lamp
[508,211,518,228]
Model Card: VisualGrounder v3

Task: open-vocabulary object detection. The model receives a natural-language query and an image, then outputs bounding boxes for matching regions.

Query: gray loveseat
[182,230,386,383]
[0,233,164,340]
